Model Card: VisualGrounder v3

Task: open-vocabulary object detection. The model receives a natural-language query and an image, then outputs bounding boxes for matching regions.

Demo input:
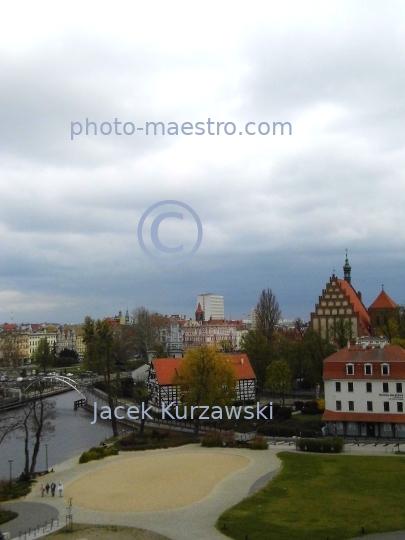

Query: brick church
[310,251,399,341]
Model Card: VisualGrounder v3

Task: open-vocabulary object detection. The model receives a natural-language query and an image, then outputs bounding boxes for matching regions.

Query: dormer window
[364,363,373,375]
[381,363,390,376]
[346,363,354,375]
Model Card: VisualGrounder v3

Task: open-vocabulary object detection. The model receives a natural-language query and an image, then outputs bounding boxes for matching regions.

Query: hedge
[298,437,344,453]
[79,446,118,463]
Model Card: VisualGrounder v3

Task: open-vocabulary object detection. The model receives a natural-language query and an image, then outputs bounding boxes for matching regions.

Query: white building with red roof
[148,353,257,409]
[323,344,405,438]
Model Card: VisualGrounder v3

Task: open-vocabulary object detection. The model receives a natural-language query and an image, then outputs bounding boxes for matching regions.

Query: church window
[343,301,348,306]
[318,309,323,315]
[332,294,337,298]
[325,309,330,315]
[339,309,345,315]
[332,309,337,315]
[336,301,341,306]
[347,309,352,314]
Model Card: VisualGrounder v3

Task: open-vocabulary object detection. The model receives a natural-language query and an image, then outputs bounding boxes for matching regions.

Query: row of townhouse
[0,324,86,363]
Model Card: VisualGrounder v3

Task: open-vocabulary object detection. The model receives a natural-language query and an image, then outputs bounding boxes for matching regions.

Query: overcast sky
[0,1,404,324]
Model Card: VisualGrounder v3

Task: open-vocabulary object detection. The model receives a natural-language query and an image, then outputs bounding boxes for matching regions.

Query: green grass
[217,452,405,540]
[0,509,18,525]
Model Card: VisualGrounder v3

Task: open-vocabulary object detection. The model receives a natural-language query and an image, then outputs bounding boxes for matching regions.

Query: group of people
[40,481,63,497]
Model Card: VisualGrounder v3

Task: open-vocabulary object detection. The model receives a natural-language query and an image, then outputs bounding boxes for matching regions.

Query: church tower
[343,249,351,284]
[195,302,204,322]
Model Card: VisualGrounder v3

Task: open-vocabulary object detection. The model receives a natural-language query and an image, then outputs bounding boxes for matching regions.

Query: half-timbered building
[148,354,257,409]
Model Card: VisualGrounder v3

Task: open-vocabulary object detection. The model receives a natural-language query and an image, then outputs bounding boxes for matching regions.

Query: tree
[332,318,353,348]
[34,338,53,373]
[174,345,237,435]
[0,330,22,367]
[300,330,337,387]
[0,412,20,446]
[83,317,119,436]
[240,330,272,392]
[255,289,281,341]
[19,385,56,475]
[266,359,292,404]
[133,307,168,361]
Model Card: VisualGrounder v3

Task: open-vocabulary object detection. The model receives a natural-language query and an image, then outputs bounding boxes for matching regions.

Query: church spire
[343,249,351,284]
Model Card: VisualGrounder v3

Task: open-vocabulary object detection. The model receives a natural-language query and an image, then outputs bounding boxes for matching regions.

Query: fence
[14,518,61,540]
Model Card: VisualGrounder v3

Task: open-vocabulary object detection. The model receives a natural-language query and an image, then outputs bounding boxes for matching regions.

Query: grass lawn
[217,452,405,540]
[0,509,18,525]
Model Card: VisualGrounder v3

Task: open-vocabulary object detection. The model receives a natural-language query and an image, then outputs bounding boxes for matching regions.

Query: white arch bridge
[23,375,87,401]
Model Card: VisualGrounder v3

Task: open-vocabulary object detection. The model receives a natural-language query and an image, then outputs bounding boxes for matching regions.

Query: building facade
[196,294,224,321]
[148,354,257,409]
[323,344,405,438]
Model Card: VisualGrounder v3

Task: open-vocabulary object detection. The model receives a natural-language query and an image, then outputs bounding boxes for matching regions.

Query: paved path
[1,501,59,539]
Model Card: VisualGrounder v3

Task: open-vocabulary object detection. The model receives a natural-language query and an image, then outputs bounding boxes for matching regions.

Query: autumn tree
[174,345,237,435]
[0,330,22,367]
[255,288,281,342]
[240,330,272,392]
[266,359,292,404]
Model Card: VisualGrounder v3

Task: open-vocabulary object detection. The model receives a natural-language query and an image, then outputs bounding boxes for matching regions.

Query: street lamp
[45,443,49,471]
[8,459,13,489]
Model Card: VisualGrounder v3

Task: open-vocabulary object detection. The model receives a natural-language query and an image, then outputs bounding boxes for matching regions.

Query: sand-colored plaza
[65,451,250,512]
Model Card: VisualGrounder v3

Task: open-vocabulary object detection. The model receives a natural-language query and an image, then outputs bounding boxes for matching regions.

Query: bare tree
[255,289,281,341]
[0,412,21,446]
[133,307,169,361]
[19,386,56,475]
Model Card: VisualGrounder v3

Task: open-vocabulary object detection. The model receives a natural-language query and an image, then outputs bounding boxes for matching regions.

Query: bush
[301,400,319,415]
[201,433,223,447]
[298,437,344,453]
[294,401,304,411]
[276,406,292,421]
[249,436,268,450]
[317,398,325,413]
[79,446,118,463]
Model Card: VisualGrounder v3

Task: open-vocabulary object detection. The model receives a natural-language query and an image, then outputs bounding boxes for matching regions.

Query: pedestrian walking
[45,483,50,495]
[51,482,56,497]
[40,484,45,497]
[58,482,63,497]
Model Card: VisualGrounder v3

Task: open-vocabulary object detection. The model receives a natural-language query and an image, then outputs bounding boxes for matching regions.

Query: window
[364,364,373,375]
[346,364,354,375]
[383,382,389,393]
[367,401,373,411]
[366,382,372,393]
[336,400,342,411]
[335,382,341,392]
[381,364,390,375]
[398,402,403,413]
[384,402,390,412]
[348,401,354,411]
[348,382,354,392]
[397,383,403,393]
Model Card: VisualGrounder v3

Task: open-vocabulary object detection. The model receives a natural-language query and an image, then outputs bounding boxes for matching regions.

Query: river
[0,390,115,480]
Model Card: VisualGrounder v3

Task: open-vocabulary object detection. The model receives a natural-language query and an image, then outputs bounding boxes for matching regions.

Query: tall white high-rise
[196,293,224,321]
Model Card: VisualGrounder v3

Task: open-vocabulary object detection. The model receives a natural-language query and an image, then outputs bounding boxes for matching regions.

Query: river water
[0,391,114,480]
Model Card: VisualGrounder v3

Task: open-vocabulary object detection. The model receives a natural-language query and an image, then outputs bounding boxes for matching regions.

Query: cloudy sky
[0,1,404,324]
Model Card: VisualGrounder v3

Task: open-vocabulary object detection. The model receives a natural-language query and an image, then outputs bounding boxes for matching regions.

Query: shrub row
[79,446,118,464]
[201,433,268,450]
[298,437,344,453]
[257,424,320,438]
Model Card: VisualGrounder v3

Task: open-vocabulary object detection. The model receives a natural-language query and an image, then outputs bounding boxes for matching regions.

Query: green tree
[300,330,337,387]
[174,346,237,435]
[266,359,292,404]
[83,317,119,436]
[241,330,272,392]
[34,338,53,373]
[255,288,281,342]
[0,330,22,368]
[332,319,353,348]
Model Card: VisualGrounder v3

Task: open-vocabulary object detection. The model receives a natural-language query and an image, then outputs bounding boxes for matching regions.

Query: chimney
[357,291,362,302]
[380,342,385,349]
[347,340,350,350]
[241,358,244,364]
[362,343,366,350]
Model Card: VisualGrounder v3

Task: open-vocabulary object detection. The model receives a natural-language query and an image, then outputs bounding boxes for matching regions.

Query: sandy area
[47,524,171,540]
[66,452,249,512]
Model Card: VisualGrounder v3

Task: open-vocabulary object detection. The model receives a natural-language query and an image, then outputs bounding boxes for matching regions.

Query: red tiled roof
[323,345,405,379]
[2,323,17,330]
[152,353,256,386]
[368,290,398,310]
[323,410,405,423]
[337,279,370,335]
